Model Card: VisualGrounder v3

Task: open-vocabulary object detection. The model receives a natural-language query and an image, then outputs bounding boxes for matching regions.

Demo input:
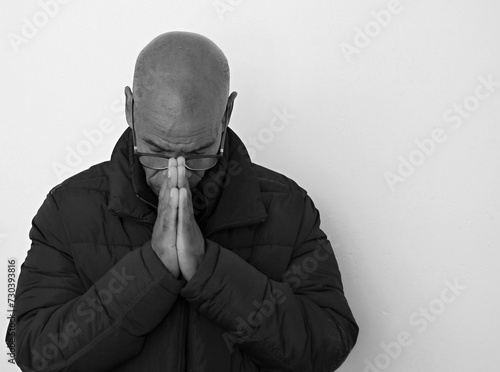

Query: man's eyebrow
[195,141,215,151]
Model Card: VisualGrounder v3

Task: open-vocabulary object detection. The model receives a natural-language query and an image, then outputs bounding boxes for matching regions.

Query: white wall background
[1,1,500,371]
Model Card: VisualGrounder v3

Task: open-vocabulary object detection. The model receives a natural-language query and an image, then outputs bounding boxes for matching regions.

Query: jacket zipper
[136,193,158,211]
[110,210,153,225]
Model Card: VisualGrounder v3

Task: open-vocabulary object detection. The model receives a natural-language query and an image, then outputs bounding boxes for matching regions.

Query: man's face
[133,99,223,195]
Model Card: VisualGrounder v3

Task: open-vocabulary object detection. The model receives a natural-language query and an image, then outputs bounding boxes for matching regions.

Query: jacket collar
[108,127,267,235]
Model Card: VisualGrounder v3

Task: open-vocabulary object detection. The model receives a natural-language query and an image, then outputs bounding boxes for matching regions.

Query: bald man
[7,32,358,372]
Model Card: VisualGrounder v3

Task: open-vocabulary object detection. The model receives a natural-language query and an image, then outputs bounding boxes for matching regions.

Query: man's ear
[124,86,134,129]
[224,91,238,126]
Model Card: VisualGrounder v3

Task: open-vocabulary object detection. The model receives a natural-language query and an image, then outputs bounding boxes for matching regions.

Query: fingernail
[170,188,174,197]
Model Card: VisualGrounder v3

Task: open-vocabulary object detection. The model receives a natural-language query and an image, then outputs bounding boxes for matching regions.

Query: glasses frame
[131,98,228,171]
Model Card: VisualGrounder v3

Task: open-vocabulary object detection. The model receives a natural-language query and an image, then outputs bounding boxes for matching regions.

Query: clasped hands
[151,157,205,281]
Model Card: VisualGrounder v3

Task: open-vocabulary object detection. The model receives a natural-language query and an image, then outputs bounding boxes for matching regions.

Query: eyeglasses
[131,99,228,171]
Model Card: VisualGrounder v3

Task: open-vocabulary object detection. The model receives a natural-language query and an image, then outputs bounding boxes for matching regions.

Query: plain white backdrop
[1,1,500,371]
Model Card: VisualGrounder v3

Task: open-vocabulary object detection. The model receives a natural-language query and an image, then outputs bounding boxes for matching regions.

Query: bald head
[133,31,229,123]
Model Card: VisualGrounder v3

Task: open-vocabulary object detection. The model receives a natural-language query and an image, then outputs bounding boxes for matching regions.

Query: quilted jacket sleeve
[180,194,358,372]
[9,193,185,372]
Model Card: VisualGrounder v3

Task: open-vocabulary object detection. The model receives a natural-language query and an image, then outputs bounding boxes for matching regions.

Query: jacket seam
[49,193,72,250]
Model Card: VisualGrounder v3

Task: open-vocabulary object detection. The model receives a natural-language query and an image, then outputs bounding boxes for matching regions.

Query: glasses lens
[186,157,218,171]
[139,156,169,169]
[139,156,218,171]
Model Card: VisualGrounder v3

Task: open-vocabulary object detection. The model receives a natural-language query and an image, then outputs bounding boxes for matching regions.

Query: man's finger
[168,157,178,192]
[178,187,191,225]
[165,187,179,236]
[177,156,187,189]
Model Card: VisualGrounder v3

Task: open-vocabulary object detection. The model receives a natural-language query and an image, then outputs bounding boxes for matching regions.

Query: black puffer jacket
[8,127,358,372]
